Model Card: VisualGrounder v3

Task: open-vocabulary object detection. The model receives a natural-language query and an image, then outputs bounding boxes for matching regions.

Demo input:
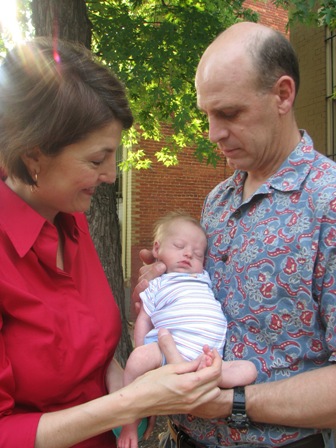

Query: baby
[117,211,257,448]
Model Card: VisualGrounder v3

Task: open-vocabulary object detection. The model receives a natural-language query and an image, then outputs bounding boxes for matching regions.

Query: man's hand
[131,249,166,314]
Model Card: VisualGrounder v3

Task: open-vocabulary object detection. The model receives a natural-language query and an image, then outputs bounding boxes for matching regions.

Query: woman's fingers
[125,357,221,419]
[122,329,222,419]
[158,329,222,384]
[158,329,185,364]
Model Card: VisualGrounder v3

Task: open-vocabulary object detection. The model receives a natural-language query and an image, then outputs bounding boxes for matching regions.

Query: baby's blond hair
[153,210,206,243]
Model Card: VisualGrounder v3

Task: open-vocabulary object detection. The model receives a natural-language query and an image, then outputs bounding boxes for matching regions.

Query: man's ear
[153,241,160,259]
[273,75,296,115]
[21,147,42,174]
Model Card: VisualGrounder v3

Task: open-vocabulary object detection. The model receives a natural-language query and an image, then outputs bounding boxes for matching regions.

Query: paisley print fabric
[171,132,336,447]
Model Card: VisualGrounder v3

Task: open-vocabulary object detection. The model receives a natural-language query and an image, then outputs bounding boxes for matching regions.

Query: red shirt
[0,180,122,447]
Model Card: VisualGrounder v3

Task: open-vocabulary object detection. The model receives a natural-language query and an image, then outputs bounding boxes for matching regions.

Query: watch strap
[226,386,250,429]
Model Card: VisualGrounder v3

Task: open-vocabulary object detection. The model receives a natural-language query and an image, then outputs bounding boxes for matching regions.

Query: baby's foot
[117,421,139,448]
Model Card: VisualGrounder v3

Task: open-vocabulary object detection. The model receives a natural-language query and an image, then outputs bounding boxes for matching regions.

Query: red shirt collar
[0,179,86,258]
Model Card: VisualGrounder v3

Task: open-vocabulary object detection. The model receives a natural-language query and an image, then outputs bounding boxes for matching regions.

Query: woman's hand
[130,356,222,416]
[120,329,222,419]
[155,329,231,419]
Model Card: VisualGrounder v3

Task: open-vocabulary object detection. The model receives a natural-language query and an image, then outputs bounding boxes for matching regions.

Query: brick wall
[243,0,288,36]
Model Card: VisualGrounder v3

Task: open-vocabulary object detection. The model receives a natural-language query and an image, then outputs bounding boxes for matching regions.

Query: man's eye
[92,160,103,166]
[217,111,238,120]
[224,113,237,120]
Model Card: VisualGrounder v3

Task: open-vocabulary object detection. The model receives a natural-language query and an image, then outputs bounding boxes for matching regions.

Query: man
[135,22,336,447]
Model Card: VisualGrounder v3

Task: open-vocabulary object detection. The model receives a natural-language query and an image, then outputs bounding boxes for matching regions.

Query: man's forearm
[246,364,336,428]
[191,363,336,429]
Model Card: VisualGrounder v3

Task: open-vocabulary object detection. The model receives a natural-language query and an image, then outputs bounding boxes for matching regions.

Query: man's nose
[208,117,229,143]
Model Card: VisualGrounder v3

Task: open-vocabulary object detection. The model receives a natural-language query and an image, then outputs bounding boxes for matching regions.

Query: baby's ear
[153,241,160,258]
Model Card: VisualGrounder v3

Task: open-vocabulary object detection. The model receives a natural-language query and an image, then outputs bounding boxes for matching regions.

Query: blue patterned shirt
[172,132,336,446]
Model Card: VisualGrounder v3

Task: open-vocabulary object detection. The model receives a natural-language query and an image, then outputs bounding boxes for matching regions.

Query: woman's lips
[83,187,95,196]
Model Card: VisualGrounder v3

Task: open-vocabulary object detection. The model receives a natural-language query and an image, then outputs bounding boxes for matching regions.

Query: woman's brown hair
[0,37,133,185]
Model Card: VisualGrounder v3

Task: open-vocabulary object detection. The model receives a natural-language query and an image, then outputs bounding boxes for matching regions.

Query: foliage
[0,0,32,58]
[274,0,336,29]
[86,0,258,169]
[2,1,335,168]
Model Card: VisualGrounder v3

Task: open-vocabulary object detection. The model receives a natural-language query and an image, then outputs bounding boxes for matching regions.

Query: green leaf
[86,0,258,169]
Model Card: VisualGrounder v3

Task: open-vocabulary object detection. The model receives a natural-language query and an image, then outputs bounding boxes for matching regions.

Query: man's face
[196,54,282,177]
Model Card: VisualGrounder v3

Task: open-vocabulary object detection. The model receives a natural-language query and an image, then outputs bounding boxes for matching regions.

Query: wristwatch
[226,386,251,429]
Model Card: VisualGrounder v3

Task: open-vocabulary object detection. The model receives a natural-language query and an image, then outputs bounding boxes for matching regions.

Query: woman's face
[25,120,123,222]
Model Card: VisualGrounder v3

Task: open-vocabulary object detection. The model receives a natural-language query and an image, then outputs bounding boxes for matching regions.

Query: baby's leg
[123,342,163,385]
[118,343,162,448]
[219,360,257,388]
[200,346,257,388]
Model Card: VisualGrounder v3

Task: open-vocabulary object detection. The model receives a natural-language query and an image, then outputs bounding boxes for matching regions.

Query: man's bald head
[196,21,300,97]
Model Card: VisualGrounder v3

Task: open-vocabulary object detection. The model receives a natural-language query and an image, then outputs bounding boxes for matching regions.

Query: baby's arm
[133,303,154,347]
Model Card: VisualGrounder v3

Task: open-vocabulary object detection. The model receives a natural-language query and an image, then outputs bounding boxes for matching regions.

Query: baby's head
[153,211,207,274]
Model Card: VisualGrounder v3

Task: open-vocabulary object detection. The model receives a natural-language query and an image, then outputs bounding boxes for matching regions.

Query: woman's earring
[30,172,38,192]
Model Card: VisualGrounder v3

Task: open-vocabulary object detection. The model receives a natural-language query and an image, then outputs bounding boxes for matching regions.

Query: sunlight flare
[0,0,23,48]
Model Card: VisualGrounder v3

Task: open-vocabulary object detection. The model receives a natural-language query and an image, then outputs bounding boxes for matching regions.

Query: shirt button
[221,254,229,263]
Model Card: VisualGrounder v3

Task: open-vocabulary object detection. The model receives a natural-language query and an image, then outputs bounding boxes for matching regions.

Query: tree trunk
[86,184,133,365]
[32,0,91,47]
[31,0,133,366]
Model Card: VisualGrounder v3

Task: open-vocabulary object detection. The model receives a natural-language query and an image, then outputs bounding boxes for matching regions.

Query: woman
[0,38,222,448]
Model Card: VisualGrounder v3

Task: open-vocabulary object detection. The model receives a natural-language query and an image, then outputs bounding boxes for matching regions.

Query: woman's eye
[92,160,103,166]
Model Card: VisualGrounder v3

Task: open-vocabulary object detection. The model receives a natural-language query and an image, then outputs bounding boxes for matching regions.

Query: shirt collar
[266,130,315,192]
[226,130,315,194]
[0,179,86,258]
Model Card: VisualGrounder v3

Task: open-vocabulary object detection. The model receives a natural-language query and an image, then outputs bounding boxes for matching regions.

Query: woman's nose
[99,160,116,184]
